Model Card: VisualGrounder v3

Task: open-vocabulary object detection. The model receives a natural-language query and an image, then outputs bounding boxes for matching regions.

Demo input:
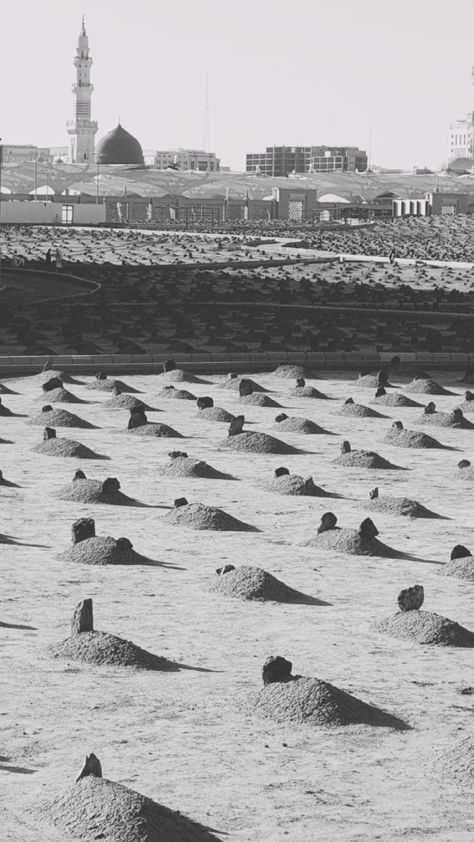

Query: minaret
[66,17,98,163]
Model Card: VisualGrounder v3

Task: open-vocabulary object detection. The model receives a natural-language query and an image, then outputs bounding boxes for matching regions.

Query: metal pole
[34,154,38,200]
[96,154,99,204]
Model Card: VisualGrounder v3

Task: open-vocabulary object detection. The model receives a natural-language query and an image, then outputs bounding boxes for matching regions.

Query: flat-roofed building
[246,145,367,175]
[152,149,220,172]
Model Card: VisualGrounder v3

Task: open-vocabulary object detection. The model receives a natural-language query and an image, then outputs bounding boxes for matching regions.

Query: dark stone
[424,401,436,414]
[95,372,107,380]
[262,655,293,685]
[228,415,244,436]
[344,397,354,405]
[377,369,388,385]
[451,544,471,560]
[452,409,464,422]
[215,564,235,575]
[71,598,93,634]
[359,518,379,540]
[112,382,122,396]
[317,512,337,533]
[340,440,351,454]
[239,378,254,397]
[392,420,403,430]
[43,427,56,440]
[174,497,188,507]
[163,358,176,372]
[229,373,238,379]
[274,413,288,423]
[197,396,214,410]
[163,385,175,392]
[101,477,120,495]
[75,753,102,782]
[465,391,474,402]
[458,459,471,469]
[41,405,53,413]
[375,386,386,398]
[116,537,133,553]
[128,408,147,429]
[296,378,305,387]
[369,487,379,499]
[391,355,401,366]
[72,517,95,544]
[397,584,424,612]
[73,469,86,481]
[168,451,188,459]
[42,377,63,392]
[274,466,289,478]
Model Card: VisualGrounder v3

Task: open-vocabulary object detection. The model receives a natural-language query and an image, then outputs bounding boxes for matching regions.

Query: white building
[448,116,473,160]
[152,149,220,172]
[66,17,98,163]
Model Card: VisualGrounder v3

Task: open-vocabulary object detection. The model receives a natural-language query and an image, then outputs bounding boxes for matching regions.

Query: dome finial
[81,13,85,33]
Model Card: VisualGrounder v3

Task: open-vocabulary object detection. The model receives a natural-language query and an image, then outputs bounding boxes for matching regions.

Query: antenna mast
[203,73,210,152]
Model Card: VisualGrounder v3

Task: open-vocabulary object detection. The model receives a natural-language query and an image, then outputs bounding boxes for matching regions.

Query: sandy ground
[2,369,474,841]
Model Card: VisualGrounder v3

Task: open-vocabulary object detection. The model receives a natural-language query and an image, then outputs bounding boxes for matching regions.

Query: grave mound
[213,565,321,603]
[163,502,258,531]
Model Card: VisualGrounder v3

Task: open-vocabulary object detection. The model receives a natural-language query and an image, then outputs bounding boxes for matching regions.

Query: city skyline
[1,0,474,171]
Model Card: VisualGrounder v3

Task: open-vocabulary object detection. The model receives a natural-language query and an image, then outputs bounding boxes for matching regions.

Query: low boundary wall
[0,350,472,378]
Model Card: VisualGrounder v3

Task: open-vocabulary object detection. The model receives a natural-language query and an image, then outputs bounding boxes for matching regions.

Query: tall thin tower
[471,66,474,158]
[202,74,210,152]
[67,17,98,163]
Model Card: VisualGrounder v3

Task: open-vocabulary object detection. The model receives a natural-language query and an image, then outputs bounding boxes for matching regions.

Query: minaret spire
[66,18,98,163]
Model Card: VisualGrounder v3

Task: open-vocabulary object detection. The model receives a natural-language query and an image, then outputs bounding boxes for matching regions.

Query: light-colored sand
[3,368,474,842]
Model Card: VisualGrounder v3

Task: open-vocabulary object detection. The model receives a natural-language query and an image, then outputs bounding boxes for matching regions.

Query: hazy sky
[2,0,473,170]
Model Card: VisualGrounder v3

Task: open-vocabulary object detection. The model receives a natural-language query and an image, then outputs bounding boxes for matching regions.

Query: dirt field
[2,369,474,841]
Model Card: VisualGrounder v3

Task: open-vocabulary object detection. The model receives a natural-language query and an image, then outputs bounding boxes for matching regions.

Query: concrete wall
[0,200,106,224]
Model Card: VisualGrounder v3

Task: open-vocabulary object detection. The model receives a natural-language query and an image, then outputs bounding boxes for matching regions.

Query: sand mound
[48,630,175,670]
[403,378,456,396]
[33,438,106,459]
[58,535,150,565]
[289,385,328,398]
[157,369,205,384]
[86,378,139,393]
[221,376,268,392]
[0,382,17,395]
[272,365,318,379]
[239,394,282,408]
[437,737,474,787]
[163,502,258,531]
[0,471,19,487]
[197,406,235,422]
[367,496,442,518]
[373,610,474,646]
[128,422,183,438]
[442,555,474,580]
[303,527,401,557]
[267,474,335,497]
[356,375,394,388]
[160,387,197,400]
[249,676,405,728]
[105,394,154,410]
[35,387,87,404]
[39,776,221,842]
[214,566,320,603]
[383,427,447,449]
[219,431,299,454]
[273,416,333,434]
[337,402,387,418]
[332,450,403,469]
[458,400,474,414]
[56,478,143,506]
[160,456,233,480]
[419,411,474,429]
[372,393,422,407]
[29,369,83,385]
[30,408,96,429]
[0,402,20,417]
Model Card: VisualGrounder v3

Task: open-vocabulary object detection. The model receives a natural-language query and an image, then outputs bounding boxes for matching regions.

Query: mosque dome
[96,123,144,165]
